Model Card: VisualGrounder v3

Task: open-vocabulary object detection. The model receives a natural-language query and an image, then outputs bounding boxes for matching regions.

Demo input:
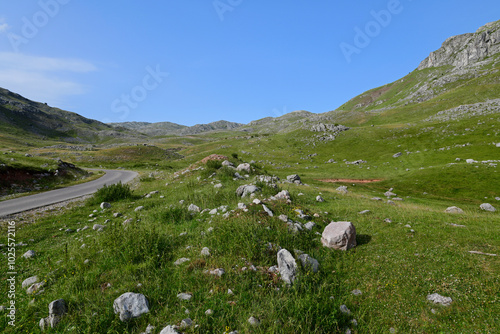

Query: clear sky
[0,1,498,126]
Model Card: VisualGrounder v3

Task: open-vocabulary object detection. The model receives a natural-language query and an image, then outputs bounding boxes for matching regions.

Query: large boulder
[113,292,150,322]
[321,221,357,251]
[277,249,298,285]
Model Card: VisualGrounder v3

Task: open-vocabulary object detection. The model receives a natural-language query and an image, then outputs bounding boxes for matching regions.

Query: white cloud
[0,23,8,33]
[0,53,97,106]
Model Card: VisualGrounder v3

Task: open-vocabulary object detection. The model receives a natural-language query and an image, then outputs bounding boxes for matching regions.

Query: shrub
[89,182,133,204]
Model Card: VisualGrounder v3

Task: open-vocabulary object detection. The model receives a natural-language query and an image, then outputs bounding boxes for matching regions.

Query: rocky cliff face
[418,20,500,70]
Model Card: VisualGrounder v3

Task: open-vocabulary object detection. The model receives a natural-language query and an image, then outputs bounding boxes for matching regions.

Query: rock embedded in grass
[445,206,464,214]
[188,204,200,213]
[248,316,260,326]
[134,206,144,212]
[480,203,496,212]
[427,293,452,306]
[298,254,319,273]
[316,195,324,202]
[113,292,149,322]
[159,325,179,334]
[286,174,302,184]
[177,293,192,301]
[236,163,251,173]
[336,186,348,194]
[262,204,273,217]
[236,184,261,197]
[304,221,316,230]
[277,249,298,285]
[100,202,111,209]
[39,299,68,330]
[23,250,36,259]
[22,276,39,289]
[201,247,210,256]
[321,222,357,251]
[174,258,190,265]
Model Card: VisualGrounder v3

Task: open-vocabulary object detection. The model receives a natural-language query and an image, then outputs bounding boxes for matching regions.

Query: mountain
[335,20,500,118]
[110,120,243,136]
[107,121,187,136]
[0,88,141,144]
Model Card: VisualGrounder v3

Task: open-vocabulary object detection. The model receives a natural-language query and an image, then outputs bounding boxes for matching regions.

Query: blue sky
[0,1,498,126]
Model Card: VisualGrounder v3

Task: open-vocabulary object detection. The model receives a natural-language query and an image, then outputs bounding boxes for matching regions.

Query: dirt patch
[318,178,383,184]
[200,154,229,164]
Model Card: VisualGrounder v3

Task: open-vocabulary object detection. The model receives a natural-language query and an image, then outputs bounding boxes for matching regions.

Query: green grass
[1,151,498,333]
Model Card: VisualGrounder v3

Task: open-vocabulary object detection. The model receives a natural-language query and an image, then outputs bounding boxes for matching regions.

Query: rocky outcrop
[418,20,500,70]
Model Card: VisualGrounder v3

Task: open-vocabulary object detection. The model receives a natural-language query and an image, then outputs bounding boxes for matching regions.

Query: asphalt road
[0,169,138,217]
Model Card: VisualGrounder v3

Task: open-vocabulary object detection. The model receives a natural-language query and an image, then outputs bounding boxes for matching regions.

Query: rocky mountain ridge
[110,120,244,136]
[418,20,500,70]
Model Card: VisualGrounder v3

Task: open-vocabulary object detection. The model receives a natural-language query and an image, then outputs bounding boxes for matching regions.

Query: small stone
[93,224,105,231]
[113,212,122,218]
[336,186,348,194]
[340,304,351,314]
[23,250,36,259]
[205,309,213,315]
[304,221,316,230]
[209,268,225,277]
[188,204,200,213]
[177,293,192,301]
[180,318,193,328]
[351,289,362,296]
[227,288,234,295]
[27,282,45,294]
[445,206,464,214]
[100,202,111,209]
[174,258,190,265]
[427,293,452,306]
[201,247,210,256]
[298,254,319,273]
[358,210,370,215]
[48,299,68,316]
[384,218,392,223]
[22,276,39,289]
[159,325,179,334]
[316,195,324,202]
[262,204,273,217]
[248,316,260,326]
[134,206,144,212]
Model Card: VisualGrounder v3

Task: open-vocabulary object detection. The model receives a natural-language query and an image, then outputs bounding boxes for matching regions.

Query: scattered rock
[480,203,496,212]
[427,293,452,306]
[22,276,39,289]
[188,204,200,213]
[336,186,348,194]
[358,210,370,215]
[248,316,260,326]
[180,318,193,328]
[298,254,319,273]
[277,249,298,285]
[304,221,316,231]
[100,202,111,209]
[159,325,179,334]
[39,299,68,330]
[275,190,291,200]
[469,250,497,256]
[287,174,302,185]
[177,293,192,301]
[209,268,225,277]
[222,160,234,167]
[205,309,213,315]
[174,258,190,266]
[113,292,149,322]
[321,222,357,251]
[23,250,36,259]
[316,195,324,202]
[134,206,144,212]
[262,204,273,217]
[27,282,45,294]
[340,304,351,314]
[351,289,362,296]
[236,185,261,197]
[393,152,402,158]
[201,247,210,256]
[445,206,464,214]
[93,224,105,231]
[236,163,252,173]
